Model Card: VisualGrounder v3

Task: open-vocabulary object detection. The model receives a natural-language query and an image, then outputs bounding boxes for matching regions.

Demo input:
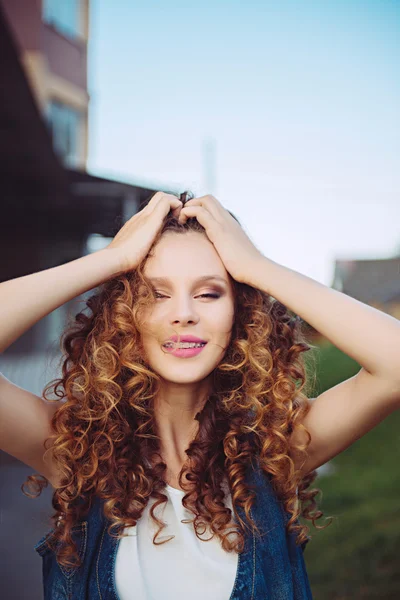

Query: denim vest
[34,460,313,599]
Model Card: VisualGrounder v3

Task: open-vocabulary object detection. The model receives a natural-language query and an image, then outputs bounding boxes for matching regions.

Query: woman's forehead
[145,232,227,277]
[146,274,229,288]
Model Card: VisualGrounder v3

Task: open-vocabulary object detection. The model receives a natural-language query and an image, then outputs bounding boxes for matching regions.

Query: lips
[161,335,208,358]
[162,342,207,358]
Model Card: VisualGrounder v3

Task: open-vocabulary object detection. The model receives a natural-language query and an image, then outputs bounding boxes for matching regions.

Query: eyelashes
[200,293,220,299]
[154,293,221,300]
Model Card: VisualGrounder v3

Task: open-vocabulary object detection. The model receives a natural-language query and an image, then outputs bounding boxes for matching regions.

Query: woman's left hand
[178,195,265,284]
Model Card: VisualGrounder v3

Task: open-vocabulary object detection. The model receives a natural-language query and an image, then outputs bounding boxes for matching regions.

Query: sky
[86,0,400,285]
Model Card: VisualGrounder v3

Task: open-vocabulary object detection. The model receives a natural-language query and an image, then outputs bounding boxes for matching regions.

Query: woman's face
[140,231,235,384]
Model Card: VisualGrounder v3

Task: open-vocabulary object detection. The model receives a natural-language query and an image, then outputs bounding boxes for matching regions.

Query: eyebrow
[147,275,228,286]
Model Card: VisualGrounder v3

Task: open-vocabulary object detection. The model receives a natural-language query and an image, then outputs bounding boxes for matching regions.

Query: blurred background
[0,0,399,598]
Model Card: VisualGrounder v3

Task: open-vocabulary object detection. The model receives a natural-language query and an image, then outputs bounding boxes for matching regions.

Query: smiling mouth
[163,342,207,349]
[162,342,208,357]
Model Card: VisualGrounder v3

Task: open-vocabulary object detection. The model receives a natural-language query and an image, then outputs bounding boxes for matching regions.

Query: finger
[171,203,183,217]
[154,194,182,219]
[184,195,223,221]
[142,191,164,213]
[178,205,216,230]
[146,192,181,214]
[157,193,182,211]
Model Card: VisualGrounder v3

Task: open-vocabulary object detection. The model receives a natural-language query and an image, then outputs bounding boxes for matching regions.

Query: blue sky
[87,0,400,285]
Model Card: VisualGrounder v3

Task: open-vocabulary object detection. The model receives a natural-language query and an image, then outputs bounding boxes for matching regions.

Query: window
[43,0,80,38]
[46,100,82,167]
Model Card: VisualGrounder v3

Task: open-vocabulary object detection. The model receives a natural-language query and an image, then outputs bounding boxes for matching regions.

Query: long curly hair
[23,190,332,569]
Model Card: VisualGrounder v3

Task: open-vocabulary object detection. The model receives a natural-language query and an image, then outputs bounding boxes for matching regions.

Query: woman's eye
[153,292,220,299]
[199,293,220,299]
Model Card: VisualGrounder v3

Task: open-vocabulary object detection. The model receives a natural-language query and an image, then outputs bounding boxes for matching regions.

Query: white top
[115,480,239,600]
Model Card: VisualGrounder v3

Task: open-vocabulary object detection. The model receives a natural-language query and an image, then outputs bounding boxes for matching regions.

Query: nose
[169,296,200,326]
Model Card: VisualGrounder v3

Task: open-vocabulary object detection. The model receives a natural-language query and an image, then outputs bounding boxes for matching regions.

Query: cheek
[140,309,170,341]
[211,303,235,337]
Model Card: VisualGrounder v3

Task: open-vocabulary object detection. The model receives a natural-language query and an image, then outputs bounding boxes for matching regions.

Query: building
[305,256,400,345]
[332,257,400,319]
[3,0,90,169]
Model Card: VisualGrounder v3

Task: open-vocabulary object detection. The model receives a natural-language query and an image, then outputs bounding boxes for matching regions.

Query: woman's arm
[249,257,400,383]
[0,248,123,354]
[178,194,400,478]
[249,257,400,477]
[0,192,183,355]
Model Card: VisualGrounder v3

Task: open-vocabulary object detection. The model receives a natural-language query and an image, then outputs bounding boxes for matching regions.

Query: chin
[156,365,215,384]
[161,376,206,385]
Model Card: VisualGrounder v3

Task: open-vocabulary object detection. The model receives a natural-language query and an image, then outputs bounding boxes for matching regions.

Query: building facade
[3,0,89,169]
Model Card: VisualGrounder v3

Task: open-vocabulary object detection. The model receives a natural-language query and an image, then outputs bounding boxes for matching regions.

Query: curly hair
[22,190,333,570]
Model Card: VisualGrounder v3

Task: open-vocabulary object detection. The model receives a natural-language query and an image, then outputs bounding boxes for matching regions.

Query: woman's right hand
[106,192,183,272]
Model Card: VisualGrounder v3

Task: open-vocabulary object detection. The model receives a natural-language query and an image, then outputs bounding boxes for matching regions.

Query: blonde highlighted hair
[23,190,331,569]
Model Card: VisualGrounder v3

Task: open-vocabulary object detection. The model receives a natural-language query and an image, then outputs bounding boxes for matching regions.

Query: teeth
[164,342,206,349]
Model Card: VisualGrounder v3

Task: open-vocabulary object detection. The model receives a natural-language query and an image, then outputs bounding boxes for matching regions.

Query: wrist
[245,256,276,294]
[96,247,130,278]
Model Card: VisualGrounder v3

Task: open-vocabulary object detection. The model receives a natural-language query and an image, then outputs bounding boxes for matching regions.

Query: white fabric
[115,480,239,600]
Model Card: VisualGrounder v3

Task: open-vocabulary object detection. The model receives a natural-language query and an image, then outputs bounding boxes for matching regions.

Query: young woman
[0,191,399,600]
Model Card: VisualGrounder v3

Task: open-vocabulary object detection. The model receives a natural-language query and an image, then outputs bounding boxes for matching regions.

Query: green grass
[300,342,400,599]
